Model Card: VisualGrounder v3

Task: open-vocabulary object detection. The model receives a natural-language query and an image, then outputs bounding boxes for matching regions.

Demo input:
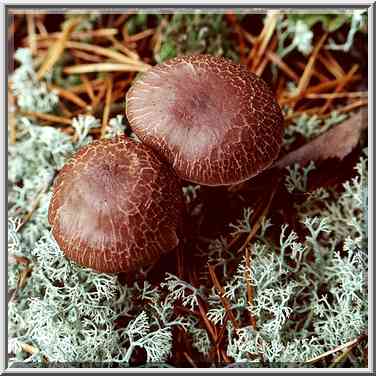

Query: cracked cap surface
[126,54,284,186]
[48,136,184,273]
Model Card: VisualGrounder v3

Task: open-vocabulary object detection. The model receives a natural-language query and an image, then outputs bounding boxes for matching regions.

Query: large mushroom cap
[126,54,284,186]
[48,136,184,273]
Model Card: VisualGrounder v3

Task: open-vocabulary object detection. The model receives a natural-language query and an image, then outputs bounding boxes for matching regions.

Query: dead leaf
[275,108,368,169]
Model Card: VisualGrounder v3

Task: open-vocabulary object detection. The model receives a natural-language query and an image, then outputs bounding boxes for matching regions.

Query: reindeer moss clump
[8,114,368,366]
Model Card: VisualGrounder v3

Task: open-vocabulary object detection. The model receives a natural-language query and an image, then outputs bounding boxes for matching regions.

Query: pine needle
[107,35,141,61]
[255,36,277,76]
[64,62,149,74]
[318,50,346,79]
[250,11,279,71]
[197,300,217,343]
[35,19,48,36]
[20,343,40,355]
[19,343,48,364]
[237,184,279,255]
[101,76,113,138]
[113,14,130,28]
[183,352,197,367]
[80,74,95,102]
[296,61,330,82]
[19,172,56,231]
[26,14,37,55]
[244,246,256,329]
[320,64,359,114]
[65,40,150,67]
[48,84,89,109]
[208,264,239,330]
[28,28,118,44]
[336,98,368,114]
[280,75,361,105]
[295,33,328,97]
[8,92,17,144]
[36,17,81,80]
[21,111,72,125]
[305,333,367,364]
[306,91,367,99]
[91,82,108,110]
[124,28,155,43]
[267,50,299,82]
[70,49,103,63]
[69,78,105,93]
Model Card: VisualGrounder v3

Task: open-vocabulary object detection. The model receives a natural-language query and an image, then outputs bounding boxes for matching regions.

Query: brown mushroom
[48,136,184,273]
[126,54,284,186]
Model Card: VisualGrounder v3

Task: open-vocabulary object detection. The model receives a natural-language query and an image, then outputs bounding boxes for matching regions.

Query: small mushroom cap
[126,54,284,186]
[48,136,184,273]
